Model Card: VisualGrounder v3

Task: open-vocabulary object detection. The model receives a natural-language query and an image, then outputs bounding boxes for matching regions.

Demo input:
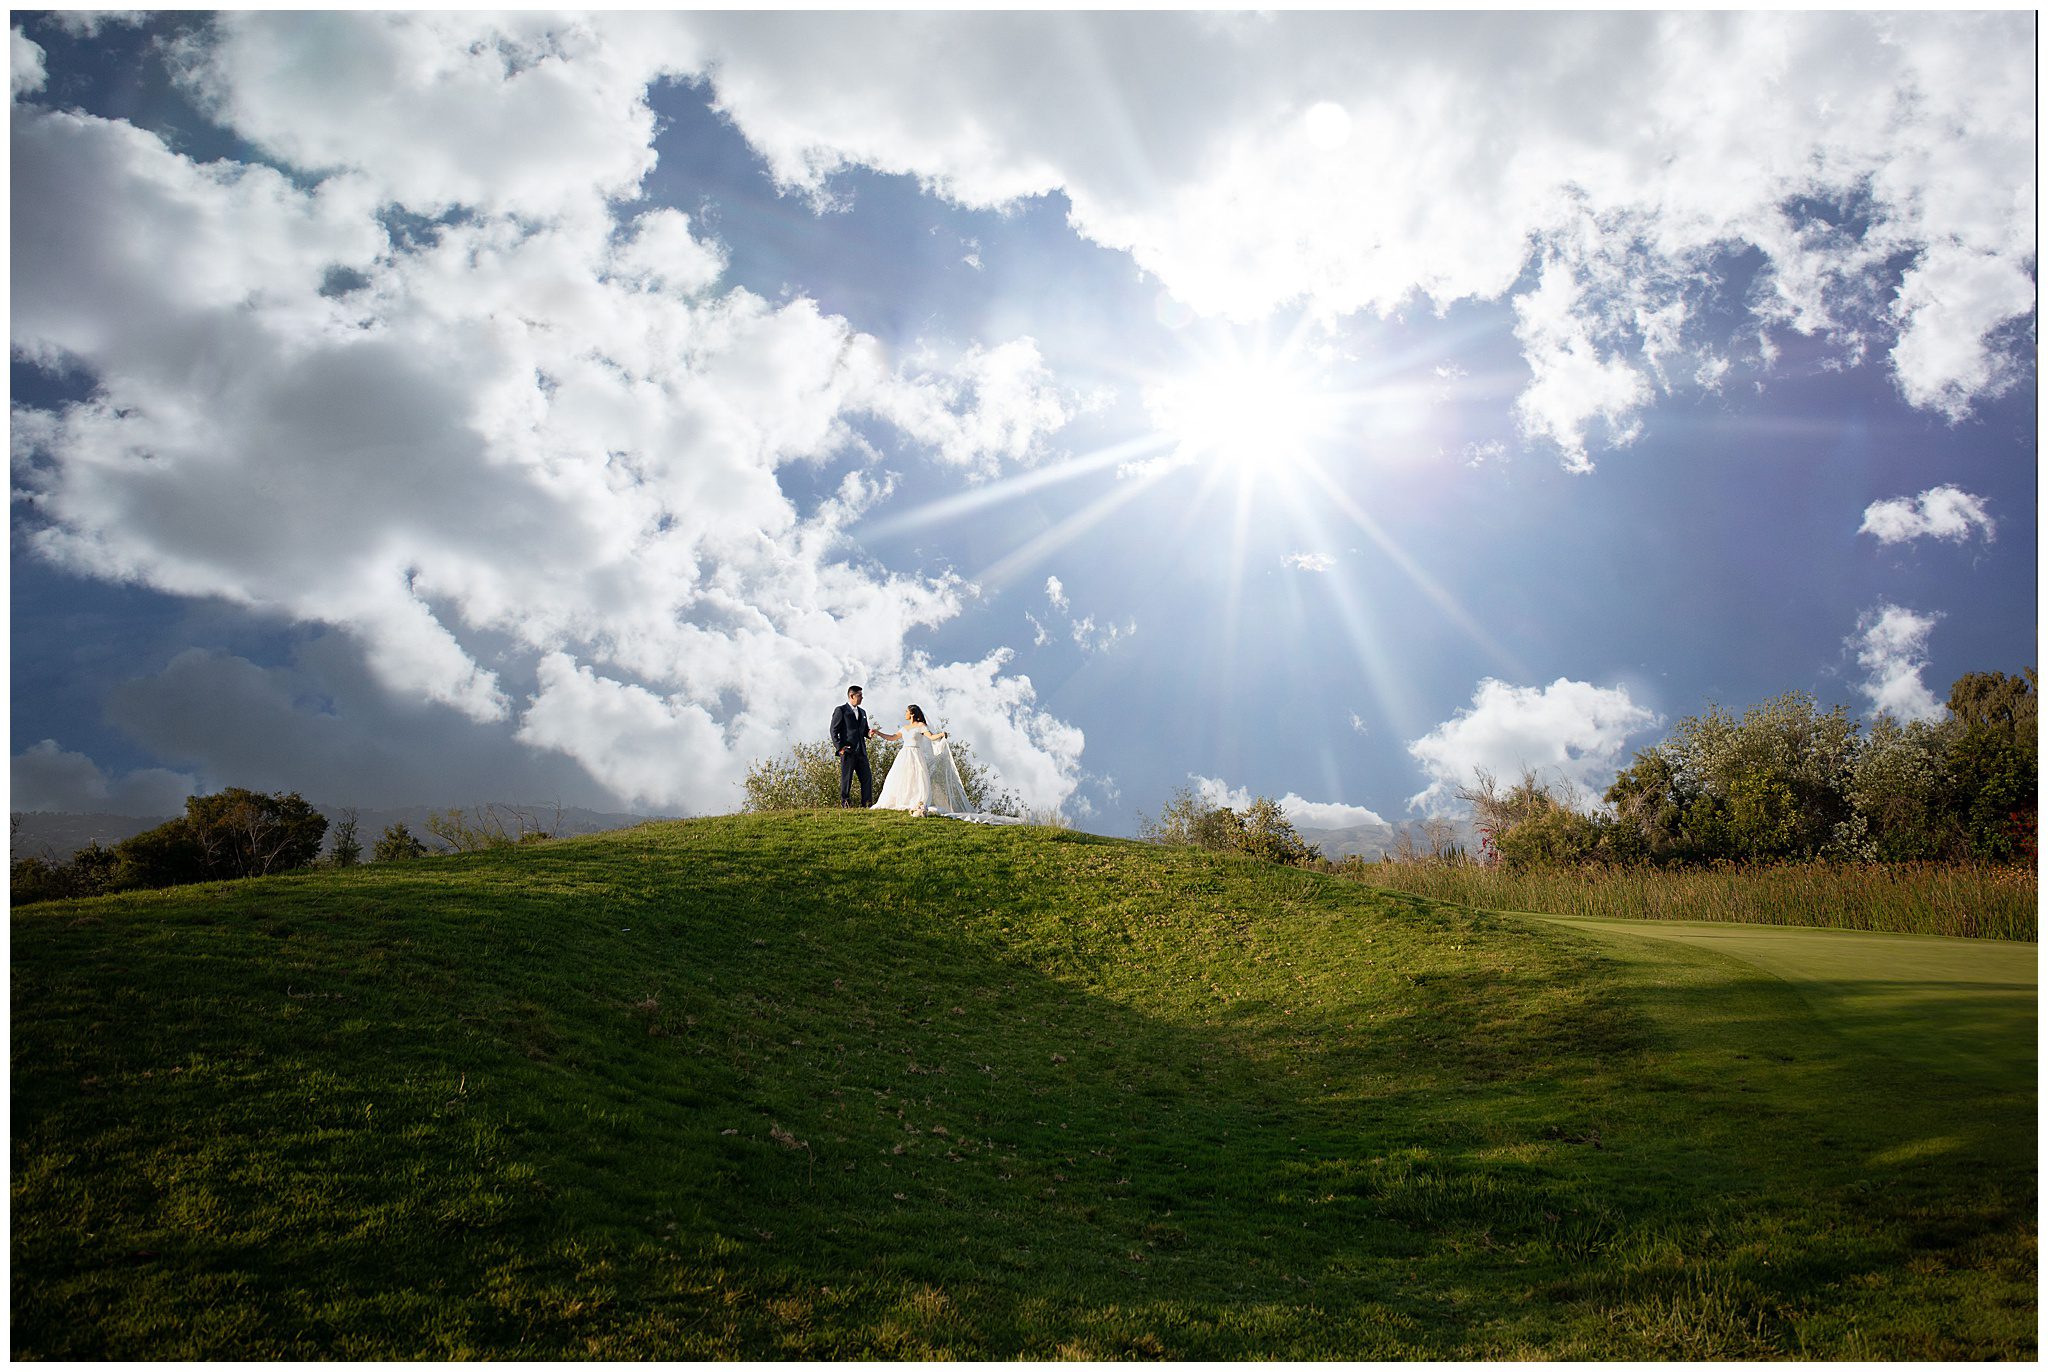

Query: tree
[328,809,364,868]
[742,736,1018,815]
[183,788,328,879]
[1604,692,1859,863]
[1844,716,1951,861]
[113,818,207,889]
[1459,769,1564,864]
[372,822,429,863]
[1942,669,2037,862]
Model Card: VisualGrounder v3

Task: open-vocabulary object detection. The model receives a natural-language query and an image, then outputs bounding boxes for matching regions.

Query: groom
[830,684,879,807]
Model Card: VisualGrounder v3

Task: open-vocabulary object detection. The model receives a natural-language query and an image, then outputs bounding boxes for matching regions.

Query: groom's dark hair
[847,685,863,696]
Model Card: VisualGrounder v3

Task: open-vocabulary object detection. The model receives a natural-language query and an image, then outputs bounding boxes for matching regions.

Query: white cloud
[1407,677,1661,812]
[1859,485,1996,546]
[1511,257,1650,473]
[52,12,148,40]
[10,739,196,815]
[1349,712,1369,736]
[11,23,1085,816]
[169,11,682,226]
[671,10,2033,466]
[1850,604,1945,723]
[11,26,45,99]
[867,338,1074,476]
[1284,552,1335,572]
[1190,775,1386,831]
[1029,573,1129,655]
[1068,615,1134,653]
[612,207,727,297]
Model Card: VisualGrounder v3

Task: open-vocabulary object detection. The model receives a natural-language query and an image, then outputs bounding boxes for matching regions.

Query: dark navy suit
[830,701,874,806]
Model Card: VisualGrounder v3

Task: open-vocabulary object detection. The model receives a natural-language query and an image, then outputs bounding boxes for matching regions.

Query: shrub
[1140,786,1321,866]
[742,736,1018,815]
[424,804,557,852]
[372,823,429,863]
[1494,805,1604,870]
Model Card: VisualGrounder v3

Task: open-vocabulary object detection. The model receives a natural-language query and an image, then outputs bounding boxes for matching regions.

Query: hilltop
[10,813,2034,1358]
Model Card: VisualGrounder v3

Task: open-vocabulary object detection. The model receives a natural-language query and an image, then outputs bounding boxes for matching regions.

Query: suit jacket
[830,702,871,753]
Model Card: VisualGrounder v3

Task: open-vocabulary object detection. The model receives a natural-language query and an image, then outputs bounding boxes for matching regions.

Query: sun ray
[970,463,1169,591]
[854,433,1175,542]
[1293,457,1529,678]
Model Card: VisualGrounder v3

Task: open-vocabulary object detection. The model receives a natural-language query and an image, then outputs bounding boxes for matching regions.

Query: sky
[8,9,2038,837]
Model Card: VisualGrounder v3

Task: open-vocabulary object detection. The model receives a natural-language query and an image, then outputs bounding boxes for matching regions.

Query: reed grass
[1337,860,2036,942]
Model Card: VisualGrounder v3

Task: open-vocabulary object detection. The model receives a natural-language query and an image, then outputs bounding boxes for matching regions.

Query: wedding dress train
[873,728,1022,823]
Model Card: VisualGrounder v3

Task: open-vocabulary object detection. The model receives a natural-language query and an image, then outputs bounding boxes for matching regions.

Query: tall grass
[1337,861,2036,942]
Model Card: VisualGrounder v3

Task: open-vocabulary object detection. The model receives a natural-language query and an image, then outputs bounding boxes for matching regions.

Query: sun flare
[1146,348,1340,473]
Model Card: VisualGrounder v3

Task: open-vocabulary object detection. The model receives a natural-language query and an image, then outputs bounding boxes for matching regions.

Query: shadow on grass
[11,815,2037,1359]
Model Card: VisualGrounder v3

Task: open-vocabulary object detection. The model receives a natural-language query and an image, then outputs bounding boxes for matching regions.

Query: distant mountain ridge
[11,804,664,861]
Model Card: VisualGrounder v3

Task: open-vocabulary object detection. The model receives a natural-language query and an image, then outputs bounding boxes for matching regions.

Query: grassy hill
[11,814,2035,1358]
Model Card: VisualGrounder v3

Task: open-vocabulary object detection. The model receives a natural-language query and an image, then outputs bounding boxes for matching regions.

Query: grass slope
[12,814,2036,1358]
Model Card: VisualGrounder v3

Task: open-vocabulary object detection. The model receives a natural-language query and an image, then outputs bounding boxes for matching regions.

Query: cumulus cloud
[12,26,46,99]
[866,339,1073,476]
[167,11,681,225]
[11,15,1085,815]
[1407,677,1661,812]
[1190,775,1387,831]
[11,739,196,816]
[673,10,2034,466]
[1850,604,1945,723]
[1045,576,1068,612]
[1859,485,1996,546]
[1284,552,1335,572]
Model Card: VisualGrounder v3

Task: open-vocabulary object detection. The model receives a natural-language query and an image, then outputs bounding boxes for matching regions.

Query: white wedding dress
[873,727,1022,823]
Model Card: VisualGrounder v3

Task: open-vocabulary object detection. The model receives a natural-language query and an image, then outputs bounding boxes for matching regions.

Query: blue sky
[10,11,2037,834]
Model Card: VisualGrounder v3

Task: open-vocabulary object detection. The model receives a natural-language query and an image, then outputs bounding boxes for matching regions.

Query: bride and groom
[829,684,976,816]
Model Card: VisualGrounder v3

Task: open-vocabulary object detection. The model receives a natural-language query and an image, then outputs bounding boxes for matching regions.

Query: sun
[1144,341,1341,474]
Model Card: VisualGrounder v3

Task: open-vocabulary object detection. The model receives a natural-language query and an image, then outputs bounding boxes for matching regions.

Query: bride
[872,705,975,814]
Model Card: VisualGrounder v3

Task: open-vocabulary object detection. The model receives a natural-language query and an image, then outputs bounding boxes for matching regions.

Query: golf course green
[10,815,2037,1357]
[1526,914,2037,1092]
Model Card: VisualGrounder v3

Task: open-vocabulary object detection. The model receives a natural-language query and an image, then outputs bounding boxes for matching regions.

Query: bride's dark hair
[906,704,927,725]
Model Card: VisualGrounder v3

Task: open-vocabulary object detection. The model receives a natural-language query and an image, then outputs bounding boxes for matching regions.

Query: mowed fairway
[1524,915,2036,1093]
[11,816,2037,1358]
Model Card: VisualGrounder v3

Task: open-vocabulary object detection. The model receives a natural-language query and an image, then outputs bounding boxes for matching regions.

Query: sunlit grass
[11,816,2036,1357]
[1339,860,2036,942]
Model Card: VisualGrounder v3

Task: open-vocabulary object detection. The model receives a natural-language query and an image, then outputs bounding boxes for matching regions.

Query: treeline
[11,793,561,906]
[1473,670,2034,870]
[1137,668,2035,878]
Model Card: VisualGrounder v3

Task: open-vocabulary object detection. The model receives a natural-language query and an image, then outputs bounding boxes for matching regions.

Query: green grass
[11,814,2036,1358]
[1341,859,2037,941]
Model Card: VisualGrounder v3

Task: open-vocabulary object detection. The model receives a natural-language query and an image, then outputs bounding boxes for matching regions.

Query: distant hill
[11,802,665,861]
[1293,820,1397,861]
[1294,817,1480,863]
[9,811,171,860]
